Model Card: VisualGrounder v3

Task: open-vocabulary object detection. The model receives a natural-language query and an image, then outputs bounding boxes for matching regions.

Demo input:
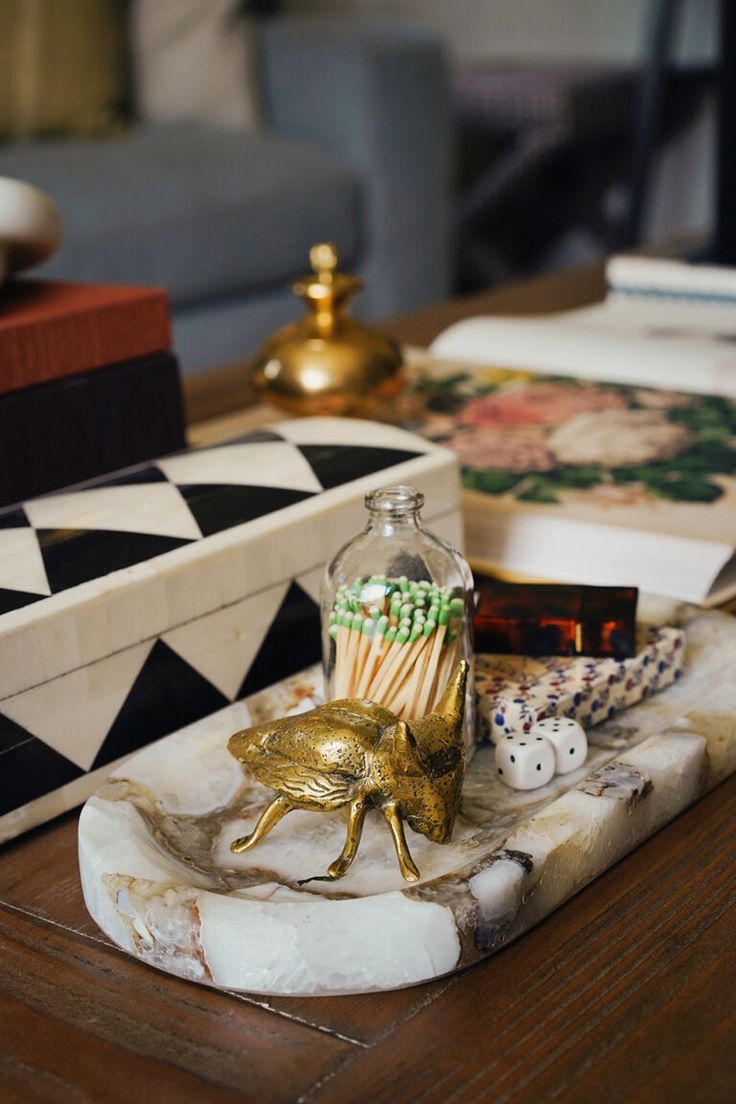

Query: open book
[404,258,736,606]
[432,256,736,398]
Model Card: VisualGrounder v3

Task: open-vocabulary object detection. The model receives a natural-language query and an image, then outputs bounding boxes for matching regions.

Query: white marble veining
[79,601,736,996]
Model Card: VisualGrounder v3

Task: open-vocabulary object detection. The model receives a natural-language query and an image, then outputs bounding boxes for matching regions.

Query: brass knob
[250,242,404,416]
[310,242,339,279]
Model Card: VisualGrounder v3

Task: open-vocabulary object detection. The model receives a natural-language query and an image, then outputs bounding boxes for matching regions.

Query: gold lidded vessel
[250,243,404,416]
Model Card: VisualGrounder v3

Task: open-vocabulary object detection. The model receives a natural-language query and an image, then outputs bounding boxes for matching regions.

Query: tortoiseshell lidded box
[474,578,638,658]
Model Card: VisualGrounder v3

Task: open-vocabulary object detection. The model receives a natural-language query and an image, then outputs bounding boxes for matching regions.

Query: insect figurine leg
[327,796,370,879]
[230,795,294,854]
[381,802,420,882]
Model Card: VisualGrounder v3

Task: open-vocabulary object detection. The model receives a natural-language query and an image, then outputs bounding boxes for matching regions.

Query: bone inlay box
[0,418,462,843]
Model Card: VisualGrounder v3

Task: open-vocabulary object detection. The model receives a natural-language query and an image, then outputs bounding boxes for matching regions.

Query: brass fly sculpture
[228,659,468,882]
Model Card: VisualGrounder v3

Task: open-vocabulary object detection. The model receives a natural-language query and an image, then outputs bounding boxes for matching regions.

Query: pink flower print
[449,425,556,473]
[460,382,627,428]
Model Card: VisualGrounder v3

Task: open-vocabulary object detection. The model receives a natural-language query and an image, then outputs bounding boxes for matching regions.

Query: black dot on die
[536,736,543,741]
[510,755,516,763]
[507,735,513,740]
[520,741,526,746]
[498,768,504,775]
[570,747,575,754]
[536,763,542,770]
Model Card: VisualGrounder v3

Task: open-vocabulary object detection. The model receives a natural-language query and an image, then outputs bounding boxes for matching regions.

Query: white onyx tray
[78,598,736,996]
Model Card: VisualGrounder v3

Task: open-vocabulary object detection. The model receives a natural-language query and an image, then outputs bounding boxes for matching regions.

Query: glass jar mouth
[365,485,424,516]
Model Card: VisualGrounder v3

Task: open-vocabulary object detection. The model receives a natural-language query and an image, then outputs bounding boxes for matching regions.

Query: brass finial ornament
[228,659,468,882]
[250,242,404,415]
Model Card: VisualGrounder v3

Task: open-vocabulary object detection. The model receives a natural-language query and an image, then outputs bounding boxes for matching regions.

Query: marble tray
[78,599,736,997]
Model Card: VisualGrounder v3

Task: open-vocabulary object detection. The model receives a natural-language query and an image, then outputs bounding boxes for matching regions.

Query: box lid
[0,417,460,699]
[0,279,171,394]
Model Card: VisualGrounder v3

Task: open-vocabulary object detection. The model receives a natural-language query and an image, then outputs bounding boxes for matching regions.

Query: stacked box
[0,417,462,843]
[0,279,182,504]
[0,351,184,504]
[475,625,686,743]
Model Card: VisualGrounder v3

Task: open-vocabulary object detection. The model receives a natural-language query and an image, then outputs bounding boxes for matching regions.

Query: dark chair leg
[625,0,682,247]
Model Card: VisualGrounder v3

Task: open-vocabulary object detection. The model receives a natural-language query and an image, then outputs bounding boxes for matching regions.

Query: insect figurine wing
[228,699,396,811]
[227,661,468,882]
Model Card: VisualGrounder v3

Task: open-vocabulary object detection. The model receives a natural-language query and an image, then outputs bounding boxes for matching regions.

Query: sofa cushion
[132,1,261,132]
[0,124,361,303]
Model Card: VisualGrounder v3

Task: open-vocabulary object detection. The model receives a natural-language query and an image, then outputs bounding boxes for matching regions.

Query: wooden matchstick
[367,624,411,701]
[381,624,431,711]
[413,603,446,717]
[353,615,375,696]
[357,614,388,698]
[386,624,435,715]
[329,578,466,721]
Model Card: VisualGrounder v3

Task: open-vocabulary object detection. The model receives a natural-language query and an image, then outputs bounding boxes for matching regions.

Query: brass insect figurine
[228,659,468,882]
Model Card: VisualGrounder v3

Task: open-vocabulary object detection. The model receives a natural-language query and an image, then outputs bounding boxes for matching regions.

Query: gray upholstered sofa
[0,18,451,377]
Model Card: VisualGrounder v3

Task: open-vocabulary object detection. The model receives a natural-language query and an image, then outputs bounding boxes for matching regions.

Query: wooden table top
[3,265,735,1104]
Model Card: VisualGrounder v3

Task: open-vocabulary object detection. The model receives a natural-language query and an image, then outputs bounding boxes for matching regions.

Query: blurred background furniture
[0,14,451,377]
[716,0,736,263]
[453,0,715,292]
[0,0,722,378]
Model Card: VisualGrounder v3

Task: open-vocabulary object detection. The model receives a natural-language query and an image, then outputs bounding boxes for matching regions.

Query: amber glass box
[473,577,638,658]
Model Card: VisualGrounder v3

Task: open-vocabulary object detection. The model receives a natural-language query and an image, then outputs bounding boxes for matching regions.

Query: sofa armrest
[259,17,452,317]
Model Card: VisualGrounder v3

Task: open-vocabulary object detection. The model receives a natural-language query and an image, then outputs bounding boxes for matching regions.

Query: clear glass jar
[321,485,474,747]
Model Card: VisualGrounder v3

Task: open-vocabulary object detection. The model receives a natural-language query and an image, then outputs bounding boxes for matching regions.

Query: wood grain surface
[1,777,734,1103]
[2,265,734,1103]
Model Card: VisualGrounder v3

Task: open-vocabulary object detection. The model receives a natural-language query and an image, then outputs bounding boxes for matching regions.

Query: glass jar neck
[364,486,424,534]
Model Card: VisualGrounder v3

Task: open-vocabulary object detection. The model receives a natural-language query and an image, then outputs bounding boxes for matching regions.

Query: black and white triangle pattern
[0,424,423,616]
[0,576,323,818]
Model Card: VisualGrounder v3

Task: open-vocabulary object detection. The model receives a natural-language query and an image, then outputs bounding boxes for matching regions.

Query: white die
[531,716,587,774]
[495,733,555,790]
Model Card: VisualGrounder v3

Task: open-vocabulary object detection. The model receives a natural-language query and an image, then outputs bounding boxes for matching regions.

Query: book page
[430,308,736,397]
[606,255,736,301]
[464,503,736,606]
